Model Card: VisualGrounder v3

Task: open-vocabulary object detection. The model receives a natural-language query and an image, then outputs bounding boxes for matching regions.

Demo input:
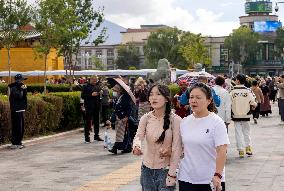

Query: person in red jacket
[173,80,190,118]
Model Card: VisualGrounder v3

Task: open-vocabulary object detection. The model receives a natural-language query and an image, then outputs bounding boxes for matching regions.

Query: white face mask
[112,91,118,97]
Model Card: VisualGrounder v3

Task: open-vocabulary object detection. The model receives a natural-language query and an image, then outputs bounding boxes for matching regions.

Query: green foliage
[275,28,284,58]
[168,83,180,98]
[36,0,106,72]
[0,92,81,144]
[116,43,140,69]
[51,92,82,130]
[91,56,105,70]
[179,32,211,68]
[224,26,260,66]
[144,27,187,69]
[0,0,33,83]
[128,66,137,70]
[0,84,8,94]
[0,83,83,94]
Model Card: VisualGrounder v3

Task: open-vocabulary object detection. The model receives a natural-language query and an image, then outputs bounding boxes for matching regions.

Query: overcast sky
[27,0,284,36]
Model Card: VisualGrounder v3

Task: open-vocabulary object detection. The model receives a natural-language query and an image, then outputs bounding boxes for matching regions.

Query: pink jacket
[133,111,182,176]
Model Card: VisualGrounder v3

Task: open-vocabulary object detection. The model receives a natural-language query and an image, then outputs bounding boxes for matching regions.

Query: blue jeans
[140,164,175,191]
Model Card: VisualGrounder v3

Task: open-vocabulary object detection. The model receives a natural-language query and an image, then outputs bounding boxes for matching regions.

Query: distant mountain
[81,20,126,46]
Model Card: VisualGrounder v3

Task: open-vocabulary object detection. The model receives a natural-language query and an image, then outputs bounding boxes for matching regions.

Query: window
[96,50,102,57]
[107,49,114,57]
[220,44,228,63]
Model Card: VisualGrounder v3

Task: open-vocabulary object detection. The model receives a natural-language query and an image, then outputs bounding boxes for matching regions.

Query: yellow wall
[0,48,64,83]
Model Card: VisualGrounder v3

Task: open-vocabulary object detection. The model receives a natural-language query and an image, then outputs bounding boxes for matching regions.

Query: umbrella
[178,71,214,79]
[107,77,136,104]
[177,71,215,87]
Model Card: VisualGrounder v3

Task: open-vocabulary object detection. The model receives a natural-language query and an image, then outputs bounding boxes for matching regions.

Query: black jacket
[8,82,27,112]
[81,82,101,112]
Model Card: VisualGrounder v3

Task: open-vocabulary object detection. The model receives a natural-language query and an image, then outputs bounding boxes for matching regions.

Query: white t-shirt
[179,112,230,184]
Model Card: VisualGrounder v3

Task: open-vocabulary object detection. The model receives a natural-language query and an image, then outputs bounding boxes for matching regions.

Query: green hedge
[51,92,82,131]
[0,83,82,94]
[0,92,81,144]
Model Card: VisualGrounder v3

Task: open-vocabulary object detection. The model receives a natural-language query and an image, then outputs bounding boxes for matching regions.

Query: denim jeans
[140,164,175,191]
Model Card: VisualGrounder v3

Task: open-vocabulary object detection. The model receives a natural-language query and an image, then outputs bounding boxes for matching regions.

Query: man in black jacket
[81,75,103,143]
[8,74,27,149]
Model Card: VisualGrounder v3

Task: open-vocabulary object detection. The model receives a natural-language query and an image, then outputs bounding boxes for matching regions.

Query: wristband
[167,174,177,179]
[214,172,222,179]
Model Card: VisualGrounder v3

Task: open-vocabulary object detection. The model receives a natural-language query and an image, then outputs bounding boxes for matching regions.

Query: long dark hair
[188,83,217,113]
[148,84,171,144]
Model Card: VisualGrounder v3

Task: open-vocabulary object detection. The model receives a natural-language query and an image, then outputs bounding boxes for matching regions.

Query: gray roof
[81,20,126,46]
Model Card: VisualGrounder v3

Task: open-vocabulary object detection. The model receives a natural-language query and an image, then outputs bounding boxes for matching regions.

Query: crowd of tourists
[7,71,284,191]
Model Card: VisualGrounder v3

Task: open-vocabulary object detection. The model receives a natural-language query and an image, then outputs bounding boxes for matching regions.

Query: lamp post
[275,2,284,12]
[81,52,90,69]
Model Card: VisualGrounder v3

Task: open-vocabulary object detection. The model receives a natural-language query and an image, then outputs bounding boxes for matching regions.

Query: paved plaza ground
[1,103,284,191]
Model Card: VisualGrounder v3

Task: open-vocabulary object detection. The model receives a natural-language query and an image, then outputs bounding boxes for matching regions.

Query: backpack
[211,88,221,107]
[178,90,189,106]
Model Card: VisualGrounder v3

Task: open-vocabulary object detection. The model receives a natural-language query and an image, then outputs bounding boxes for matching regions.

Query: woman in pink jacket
[133,84,182,191]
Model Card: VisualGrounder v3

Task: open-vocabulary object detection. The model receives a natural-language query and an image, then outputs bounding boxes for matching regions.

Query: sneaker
[84,141,91,144]
[17,145,25,149]
[94,136,104,141]
[10,145,18,149]
[246,146,253,156]
[239,150,245,158]
[253,118,257,124]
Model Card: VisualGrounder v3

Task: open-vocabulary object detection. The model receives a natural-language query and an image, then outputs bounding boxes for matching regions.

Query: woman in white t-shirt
[179,83,229,191]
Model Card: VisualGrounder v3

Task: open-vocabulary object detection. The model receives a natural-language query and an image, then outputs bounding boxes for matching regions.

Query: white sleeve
[224,92,231,123]
[213,120,230,147]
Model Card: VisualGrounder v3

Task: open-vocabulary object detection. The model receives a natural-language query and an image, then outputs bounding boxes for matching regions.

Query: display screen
[254,21,282,32]
[245,2,272,14]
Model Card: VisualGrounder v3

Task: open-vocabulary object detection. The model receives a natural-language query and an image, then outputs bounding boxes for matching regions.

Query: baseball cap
[14,74,27,81]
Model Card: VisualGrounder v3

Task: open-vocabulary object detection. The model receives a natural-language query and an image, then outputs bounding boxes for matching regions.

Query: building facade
[0,25,64,83]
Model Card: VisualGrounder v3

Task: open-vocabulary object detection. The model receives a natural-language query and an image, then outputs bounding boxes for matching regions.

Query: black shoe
[94,136,104,141]
[108,147,117,154]
[85,137,90,143]
[121,149,132,154]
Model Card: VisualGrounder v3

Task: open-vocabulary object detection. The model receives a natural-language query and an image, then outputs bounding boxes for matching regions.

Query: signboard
[212,66,229,73]
[245,1,272,14]
[254,21,282,32]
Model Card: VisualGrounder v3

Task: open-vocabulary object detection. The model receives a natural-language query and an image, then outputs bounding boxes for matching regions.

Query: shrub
[168,83,180,98]
[0,95,10,143]
[51,92,82,131]
[0,84,8,94]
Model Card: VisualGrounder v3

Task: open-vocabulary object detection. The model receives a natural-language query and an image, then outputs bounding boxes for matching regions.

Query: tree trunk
[8,47,11,84]
[44,54,48,94]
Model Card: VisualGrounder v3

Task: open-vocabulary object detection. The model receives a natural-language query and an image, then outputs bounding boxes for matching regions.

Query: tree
[116,43,140,69]
[144,27,187,69]
[36,0,106,80]
[224,26,260,67]
[274,28,284,59]
[179,32,211,69]
[91,56,104,70]
[34,0,61,93]
[0,0,33,83]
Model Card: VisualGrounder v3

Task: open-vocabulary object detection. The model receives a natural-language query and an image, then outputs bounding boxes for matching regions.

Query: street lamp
[275,2,284,12]
[81,52,90,69]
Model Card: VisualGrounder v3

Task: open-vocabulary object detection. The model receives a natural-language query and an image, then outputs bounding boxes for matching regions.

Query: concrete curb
[0,128,83,150]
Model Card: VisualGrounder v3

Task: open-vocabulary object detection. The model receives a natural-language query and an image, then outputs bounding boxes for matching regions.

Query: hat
[107,78,136,104]
[15,74,27,81]
[178,79,188,86]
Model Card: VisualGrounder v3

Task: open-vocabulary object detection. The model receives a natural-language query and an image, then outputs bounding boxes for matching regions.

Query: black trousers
[179,180,225,191]
[11,111,25,145]
[101,105,110,125]
[85,109,100,140]
[279,99,284,121]
[252,103,261,119]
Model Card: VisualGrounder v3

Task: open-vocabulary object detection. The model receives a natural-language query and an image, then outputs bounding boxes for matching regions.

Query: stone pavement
[0,104,284,191]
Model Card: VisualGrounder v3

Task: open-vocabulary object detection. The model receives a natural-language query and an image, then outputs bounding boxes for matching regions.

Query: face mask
[112,91,118,97]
